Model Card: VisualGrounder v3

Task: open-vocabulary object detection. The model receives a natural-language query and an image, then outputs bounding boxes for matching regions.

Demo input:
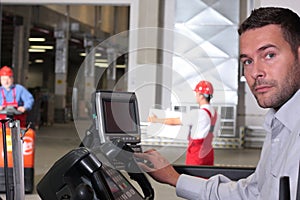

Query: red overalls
[0,87,35,185]
[186,108,217,165]
[0,88,27,127]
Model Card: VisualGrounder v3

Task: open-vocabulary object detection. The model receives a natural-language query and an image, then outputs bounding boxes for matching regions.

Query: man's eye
[266,53,275,59]
[243,59,252,66]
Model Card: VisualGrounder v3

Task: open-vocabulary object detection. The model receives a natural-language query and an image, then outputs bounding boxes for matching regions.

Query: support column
[54,30,68,109]
[106,47,117,89]
[12,16,25,84]
[75,36,95,119]
[83,38,95,117]
[155,0,174,110]
[54,8,70,122]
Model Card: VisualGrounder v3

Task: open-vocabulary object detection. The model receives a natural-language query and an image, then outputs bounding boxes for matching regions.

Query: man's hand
[135,149,180,187]
[147,114,181,125]
[147,114,158,123]
[0,106,4,111]
[17,106,26,113]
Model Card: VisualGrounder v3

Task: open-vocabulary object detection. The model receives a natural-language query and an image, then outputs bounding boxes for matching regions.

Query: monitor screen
[102,99,137,133]
[95,90,141,144]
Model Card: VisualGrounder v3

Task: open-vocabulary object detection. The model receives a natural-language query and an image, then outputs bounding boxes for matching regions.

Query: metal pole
[11,120,25,200]
[1,119,12,200]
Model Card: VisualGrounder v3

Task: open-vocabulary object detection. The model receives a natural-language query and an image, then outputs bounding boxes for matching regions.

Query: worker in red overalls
[148,80,219,165]
[0,66,34,127]
[0,66,36,193]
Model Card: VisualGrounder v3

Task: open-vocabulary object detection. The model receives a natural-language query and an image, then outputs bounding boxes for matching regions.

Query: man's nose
[251,60,266,80]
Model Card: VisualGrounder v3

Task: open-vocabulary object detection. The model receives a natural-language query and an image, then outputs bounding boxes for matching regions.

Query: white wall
[126,0,160,121]
[127,0,175,121]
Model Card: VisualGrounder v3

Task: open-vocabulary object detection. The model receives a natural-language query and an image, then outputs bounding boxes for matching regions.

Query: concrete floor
[1,121,261,199]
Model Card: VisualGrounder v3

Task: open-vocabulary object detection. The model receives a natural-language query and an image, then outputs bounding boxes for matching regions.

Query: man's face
[0,75,14,90]
[239,24,300,109]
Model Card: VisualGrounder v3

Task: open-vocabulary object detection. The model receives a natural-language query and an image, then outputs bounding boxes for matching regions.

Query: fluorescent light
[94,63,126,68]
[80,53,102,57]
[95,63,109,68]
[29,49,46,53]
[29,38,46,42]
[30,45,53,50]
[95,59,108,63]
[116,64,126,68]
[35,59,44,63]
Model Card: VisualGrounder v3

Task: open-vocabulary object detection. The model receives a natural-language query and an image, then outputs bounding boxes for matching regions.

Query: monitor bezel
[94,90,141,144]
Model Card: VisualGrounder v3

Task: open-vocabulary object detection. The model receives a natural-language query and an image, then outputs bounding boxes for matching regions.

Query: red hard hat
[0,66,13,76]
[194,80,214,95]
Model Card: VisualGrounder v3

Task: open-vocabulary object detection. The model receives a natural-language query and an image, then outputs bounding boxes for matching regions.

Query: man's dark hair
[238,7,300,57]
[202,94,212,103]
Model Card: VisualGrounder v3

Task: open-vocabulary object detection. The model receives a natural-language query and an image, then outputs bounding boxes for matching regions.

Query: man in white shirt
[136,7,300,200]
[148,80,218,166]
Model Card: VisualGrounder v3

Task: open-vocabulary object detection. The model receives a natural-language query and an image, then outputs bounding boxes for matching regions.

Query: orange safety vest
[186,108,217,165]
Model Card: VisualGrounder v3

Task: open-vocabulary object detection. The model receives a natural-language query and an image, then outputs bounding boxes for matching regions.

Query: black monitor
[94,90,141,144]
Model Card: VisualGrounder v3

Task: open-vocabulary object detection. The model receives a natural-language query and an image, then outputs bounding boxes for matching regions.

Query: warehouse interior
[0,0,299,199]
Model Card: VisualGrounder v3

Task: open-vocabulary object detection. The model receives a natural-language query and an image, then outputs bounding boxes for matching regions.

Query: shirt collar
[200,104,210,109]
[1,84,15,91]
[264,89,300,132]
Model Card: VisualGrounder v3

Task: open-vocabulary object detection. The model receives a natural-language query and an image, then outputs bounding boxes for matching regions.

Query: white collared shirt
[176,90,300,200]
[181,104,218,139]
